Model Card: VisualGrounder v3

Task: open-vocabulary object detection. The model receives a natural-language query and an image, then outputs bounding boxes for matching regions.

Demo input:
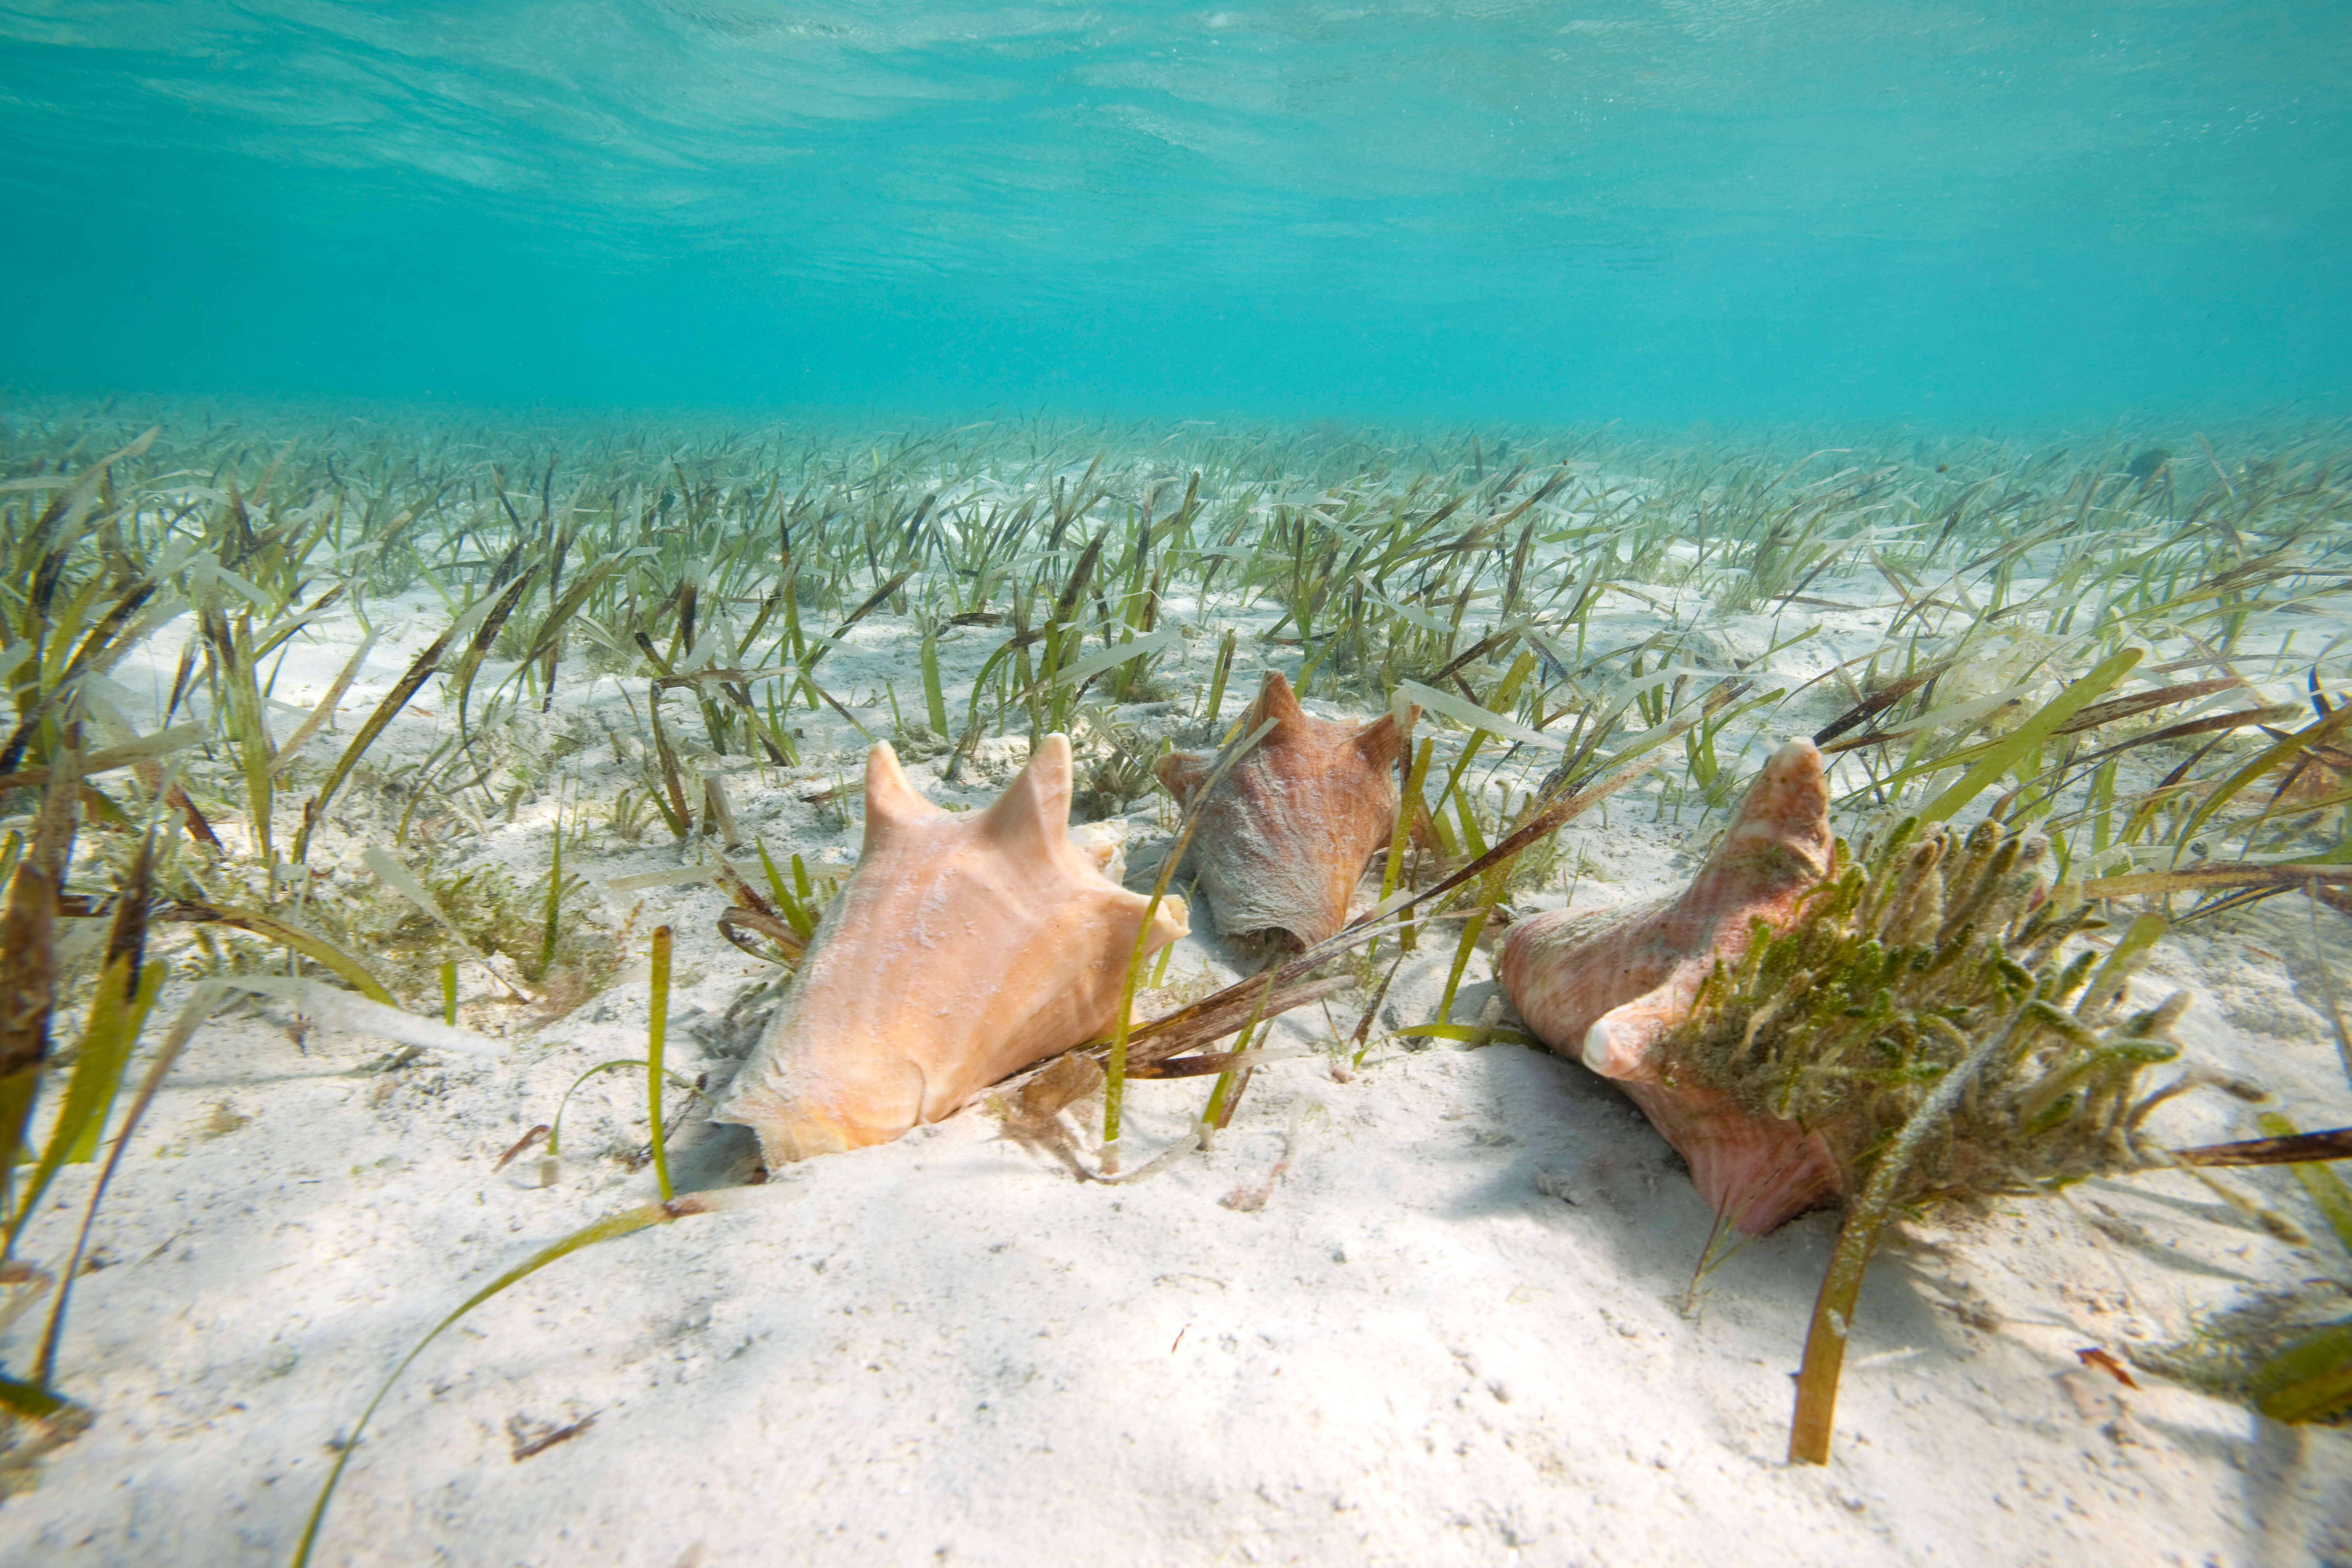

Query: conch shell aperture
[1152,671,1416,949]
[1499,738,1842,1234]
[714,733,1188,1167]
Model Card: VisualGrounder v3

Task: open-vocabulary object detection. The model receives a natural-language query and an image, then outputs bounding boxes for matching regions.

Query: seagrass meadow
[2,396,2350,1564]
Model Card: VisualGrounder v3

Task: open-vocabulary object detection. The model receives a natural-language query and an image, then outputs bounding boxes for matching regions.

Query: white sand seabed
[7,565,2352,1566]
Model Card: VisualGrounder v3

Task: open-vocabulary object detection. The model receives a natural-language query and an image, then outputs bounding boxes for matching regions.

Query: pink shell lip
[1500,738,1841,1234]
[1617,1080,1843,1238]
[713,731,1188,1167]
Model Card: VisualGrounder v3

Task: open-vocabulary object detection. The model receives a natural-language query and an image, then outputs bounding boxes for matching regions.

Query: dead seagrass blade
[1152,671,1416,948]
[714,732,1188,1166]
[1500,738,1840,1234]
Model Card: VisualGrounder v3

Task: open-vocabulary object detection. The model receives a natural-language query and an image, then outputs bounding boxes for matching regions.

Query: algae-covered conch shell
[714,733,1188,1166]
[1151,671,1415,949]
[1499,739,1841,1234]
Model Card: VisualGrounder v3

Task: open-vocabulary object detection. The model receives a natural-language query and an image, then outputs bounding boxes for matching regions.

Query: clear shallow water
[2,1,2347,420]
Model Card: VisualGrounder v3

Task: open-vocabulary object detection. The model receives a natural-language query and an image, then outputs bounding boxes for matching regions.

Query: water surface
[2,1,2345,419]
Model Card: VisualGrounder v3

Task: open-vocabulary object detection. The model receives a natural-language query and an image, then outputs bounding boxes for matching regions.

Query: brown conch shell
[1499,738,1841,1234]
[713,733,1188,1166]
[1151,672,1415,949]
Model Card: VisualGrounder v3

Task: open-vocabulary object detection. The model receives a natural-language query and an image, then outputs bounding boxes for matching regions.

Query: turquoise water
[3,1,2346,421]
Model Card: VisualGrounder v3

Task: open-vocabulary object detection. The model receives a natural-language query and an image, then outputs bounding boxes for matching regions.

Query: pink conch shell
[714,733,1188,1166]
[1499,738,1841,1234]
[1152,672,1415,948]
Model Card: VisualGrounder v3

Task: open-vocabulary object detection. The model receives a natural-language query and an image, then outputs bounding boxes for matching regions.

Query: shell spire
[714,733,1188,1167]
